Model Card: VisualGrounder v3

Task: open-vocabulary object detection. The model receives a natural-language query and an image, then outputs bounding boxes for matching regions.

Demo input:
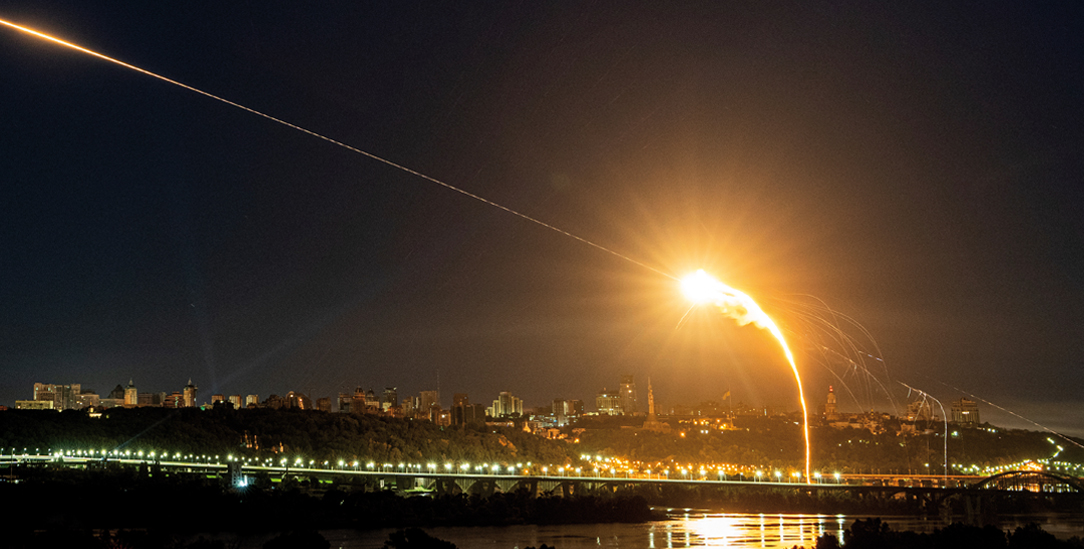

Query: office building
[951,398,980,426]
[382,387,398,409]
[34,383,80,411]
[596,388,622,415]
[620,375,638,414]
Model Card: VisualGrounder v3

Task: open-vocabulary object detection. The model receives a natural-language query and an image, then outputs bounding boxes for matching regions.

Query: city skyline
[1,3,1081,436]
[16,374,976,427]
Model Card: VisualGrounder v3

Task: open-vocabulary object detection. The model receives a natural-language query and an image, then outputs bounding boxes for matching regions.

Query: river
[204,509,1084,548]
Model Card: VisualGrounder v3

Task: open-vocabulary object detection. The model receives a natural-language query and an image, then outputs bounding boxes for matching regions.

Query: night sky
[2,2,1082,435]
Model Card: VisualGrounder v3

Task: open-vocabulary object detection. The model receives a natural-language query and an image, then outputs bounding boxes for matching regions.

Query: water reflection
[210,511,1084,548]
[650,512,845,548]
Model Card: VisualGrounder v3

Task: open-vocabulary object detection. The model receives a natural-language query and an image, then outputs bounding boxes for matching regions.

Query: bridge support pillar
[559,481,577,497]
[434,477,462,496]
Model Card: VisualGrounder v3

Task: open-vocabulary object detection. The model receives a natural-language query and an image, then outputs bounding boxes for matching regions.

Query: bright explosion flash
[681,269,811,483]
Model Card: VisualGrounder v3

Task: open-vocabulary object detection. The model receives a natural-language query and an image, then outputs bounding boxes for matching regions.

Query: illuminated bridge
[3,451,1081,502]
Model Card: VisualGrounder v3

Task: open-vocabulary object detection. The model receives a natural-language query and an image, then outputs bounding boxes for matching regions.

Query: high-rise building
[951,398,980,426]
[487,391,523,418]
[419,390,440,414]
[228,395,242,409]
[382,387,399,409]
[620,375,638,414]
[124,380,138,407]
[568,399,584,416]
[825,386,838,419]
[553,398,569,426]
[33,383,80,410]
[211,394,226,405]
[338,392,353,413]
[453,393,470,407]
[452,402,486,426]
[183,379,198,407]
[402,396,418,418]
[316,397,331,412]
[245,394,260,408]
[596,388,622,415]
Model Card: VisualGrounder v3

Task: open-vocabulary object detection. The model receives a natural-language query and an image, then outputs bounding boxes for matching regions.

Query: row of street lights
[9,448,849,484]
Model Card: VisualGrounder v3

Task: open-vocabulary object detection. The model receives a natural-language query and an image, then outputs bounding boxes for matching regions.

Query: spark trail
[899,382,948,482]
[0,18,672,282]
[681,270,812,483]
[925,378,1084,451]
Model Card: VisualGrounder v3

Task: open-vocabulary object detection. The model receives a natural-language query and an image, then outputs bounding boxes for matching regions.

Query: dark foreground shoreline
[4,467,1082,548]
[1,468,657,548]
[818,517,1084,549]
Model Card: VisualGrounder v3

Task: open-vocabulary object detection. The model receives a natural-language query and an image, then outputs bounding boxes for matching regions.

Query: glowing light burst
[681,269,811,483]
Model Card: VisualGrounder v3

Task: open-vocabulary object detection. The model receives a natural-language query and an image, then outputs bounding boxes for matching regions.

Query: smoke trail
[0,18,674,282]
[682,270,812,483]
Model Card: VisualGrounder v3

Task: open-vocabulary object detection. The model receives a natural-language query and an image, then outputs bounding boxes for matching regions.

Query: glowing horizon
[681,269,812,483]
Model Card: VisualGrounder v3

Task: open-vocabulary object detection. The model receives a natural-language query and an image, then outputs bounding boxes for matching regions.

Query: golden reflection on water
[648,512,847,548]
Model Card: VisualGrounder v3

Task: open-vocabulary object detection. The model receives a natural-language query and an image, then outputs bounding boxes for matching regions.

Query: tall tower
[648,379,656,420]
[642,378,670,433]
[124,379,138,407]
[825,385,838,419]
[183,379,198,408]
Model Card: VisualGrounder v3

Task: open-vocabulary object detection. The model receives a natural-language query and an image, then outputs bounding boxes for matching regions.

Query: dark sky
[2,2,1082,435]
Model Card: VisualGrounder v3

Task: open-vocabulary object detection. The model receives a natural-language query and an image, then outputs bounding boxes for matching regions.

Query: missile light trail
[682,269,812,484]
[0,17,673,283]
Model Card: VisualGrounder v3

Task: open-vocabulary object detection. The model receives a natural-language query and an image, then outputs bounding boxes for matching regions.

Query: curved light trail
[682,269,811,483]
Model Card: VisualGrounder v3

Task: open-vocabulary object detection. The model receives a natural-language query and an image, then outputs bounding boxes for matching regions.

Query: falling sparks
[681,269,812,483]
